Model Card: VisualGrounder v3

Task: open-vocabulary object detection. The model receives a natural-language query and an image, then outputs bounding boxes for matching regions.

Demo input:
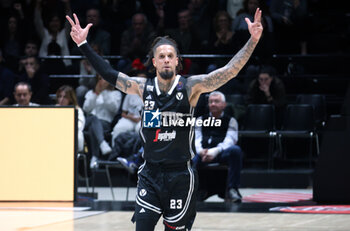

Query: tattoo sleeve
[200,38,258,92]
[116,73,146,97]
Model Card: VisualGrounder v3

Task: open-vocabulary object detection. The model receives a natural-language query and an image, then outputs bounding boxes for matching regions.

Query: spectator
[111,88,144,147]
[226,0,244,20]
[165,9,201,54]
[246,65,286,107]
[83,74,122,168]
[56,85,85,152]
[85,7,111,55]
[187,0,217,48]
[13,82,39,106]
[193,91,243,202]
[76,43,106,107]
[18,39,39,74]
[0,49,16,105]
[231,0,275,62]
[165,9,202,74]
[99,0,136,54]
[246,65,287,127]
[34,0,72,67]
[41,40,67,75]
[118,13,156,72]
[17,56,50,104]
[23,39,39,57]
[206,11,235,73]
[140,0,186,34]
[0,15,25,72]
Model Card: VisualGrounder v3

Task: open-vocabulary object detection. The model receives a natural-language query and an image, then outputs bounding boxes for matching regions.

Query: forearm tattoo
[202,38,257,91]
[116,73,132,93]
[116,72,145,97]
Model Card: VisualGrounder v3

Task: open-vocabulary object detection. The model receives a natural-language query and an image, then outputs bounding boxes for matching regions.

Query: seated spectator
[18,40,39,74]
[140,0,185,35]
[83,74,122,168]
[165,9,202,75]
[246,65,286,107]
[76,43,107,107]
[206,10,235,73]
[118,13,156,72]
[231,0,275,62]
[165,9,202,54]
[187,0,215,47]
[246,65,287,127]
[0,15,25,72]
[17,56,50,104]
[0,49,16,105]
[34,0,72,67]
[85,7,111,55]
[111,89,143,147]
[41,40,67,75]
[56,85,85,153]
[193,91,243,202]
[13,82,39,106]
[226,0,244,21]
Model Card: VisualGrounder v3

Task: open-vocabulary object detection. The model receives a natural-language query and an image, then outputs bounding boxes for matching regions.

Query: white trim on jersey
[168,75,181,95]
[137,160,146,175]
[188,106,196,159]
[136,195,162,214]
[139,122,146,144]
[154,77,161,95]
[163,161,195,223]
[154,75,181,96]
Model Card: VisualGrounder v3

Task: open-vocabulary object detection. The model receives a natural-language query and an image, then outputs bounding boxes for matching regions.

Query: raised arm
[186,9,263,105]
[66,14,146,97]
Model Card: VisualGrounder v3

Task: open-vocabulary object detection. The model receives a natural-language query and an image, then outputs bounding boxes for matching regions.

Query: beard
[159,70,174,80]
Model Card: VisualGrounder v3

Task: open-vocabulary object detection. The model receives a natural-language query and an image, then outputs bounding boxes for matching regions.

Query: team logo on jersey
[176,92,183,100]
[153,129,176,142]
[176,81,184,91]
[139,189,147,197]
[143,109,161,128]
[147,85,154,91]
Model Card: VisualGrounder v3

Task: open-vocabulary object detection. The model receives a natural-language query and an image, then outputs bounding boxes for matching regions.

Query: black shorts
[133,161,198,230]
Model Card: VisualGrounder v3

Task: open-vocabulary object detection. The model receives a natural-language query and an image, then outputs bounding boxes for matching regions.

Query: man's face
[258,73,272,87]
[178,10,190,30]
[208,94,226,115]
[24,57,39,71]
[248,0,259,14]
[14,85,32,106]
[132,14,146,35]
[24,43,38,56]
[86,9,99,25]
[49,16,61,33]
[152,45,178,80]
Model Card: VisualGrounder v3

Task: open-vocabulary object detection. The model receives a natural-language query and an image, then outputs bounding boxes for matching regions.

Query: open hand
[245,8,263,42]
[66,13,92,45]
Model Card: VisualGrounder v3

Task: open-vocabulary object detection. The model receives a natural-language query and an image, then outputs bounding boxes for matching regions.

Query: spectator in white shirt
[83,74,122,168]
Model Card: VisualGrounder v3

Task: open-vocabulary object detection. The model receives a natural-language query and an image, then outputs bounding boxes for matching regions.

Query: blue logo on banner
[143,109,161,128]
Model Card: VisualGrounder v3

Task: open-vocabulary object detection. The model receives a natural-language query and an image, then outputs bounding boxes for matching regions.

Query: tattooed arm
[116,73,146,97]
[186,9,263,106]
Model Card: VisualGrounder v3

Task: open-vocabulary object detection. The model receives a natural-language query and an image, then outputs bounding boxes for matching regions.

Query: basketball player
[66,9,262,231]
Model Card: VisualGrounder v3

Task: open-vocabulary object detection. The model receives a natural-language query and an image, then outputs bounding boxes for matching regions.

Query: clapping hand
[66,13,92,45]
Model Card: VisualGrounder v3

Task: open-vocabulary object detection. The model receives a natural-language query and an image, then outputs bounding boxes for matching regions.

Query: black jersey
[140,75,195,164]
